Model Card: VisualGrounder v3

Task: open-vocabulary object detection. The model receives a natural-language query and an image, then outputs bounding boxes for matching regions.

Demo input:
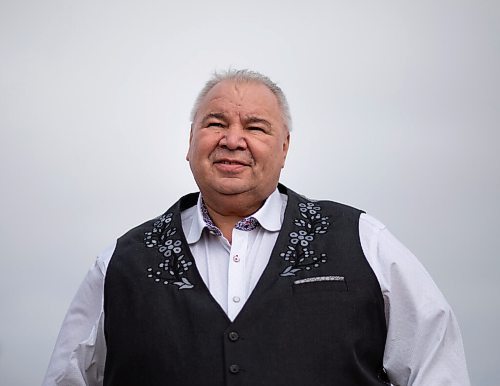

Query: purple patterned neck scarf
[201,198,259,236]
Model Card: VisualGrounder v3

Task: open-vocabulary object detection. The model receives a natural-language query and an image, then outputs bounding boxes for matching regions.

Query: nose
[218,125,247,150]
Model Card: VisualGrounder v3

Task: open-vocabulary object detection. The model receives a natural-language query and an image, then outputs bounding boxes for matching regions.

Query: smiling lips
[213,157,252,173]
[215,159,249,166]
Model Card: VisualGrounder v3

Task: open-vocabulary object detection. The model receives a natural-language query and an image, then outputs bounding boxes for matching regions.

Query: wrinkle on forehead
[212,80,274,102]
[232,81,251,101]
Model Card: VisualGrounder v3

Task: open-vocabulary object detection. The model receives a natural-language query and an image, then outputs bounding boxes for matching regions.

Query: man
[44,69,471,385]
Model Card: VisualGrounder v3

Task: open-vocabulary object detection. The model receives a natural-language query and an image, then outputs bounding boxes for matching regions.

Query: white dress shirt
[43,189,471,386]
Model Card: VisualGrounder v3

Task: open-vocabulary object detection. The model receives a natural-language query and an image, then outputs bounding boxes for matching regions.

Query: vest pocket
[292,277,351,319]
[292,276,348,293]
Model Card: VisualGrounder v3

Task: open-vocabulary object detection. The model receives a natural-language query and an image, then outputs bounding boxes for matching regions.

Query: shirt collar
[185,188,284,244]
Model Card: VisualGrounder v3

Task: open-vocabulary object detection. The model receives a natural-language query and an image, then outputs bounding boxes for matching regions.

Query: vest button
[229,364,240,374]
[228,331,239,341]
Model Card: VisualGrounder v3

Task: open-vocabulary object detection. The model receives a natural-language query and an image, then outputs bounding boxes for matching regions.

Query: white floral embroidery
[280,201,330,277]
[144,212,194,289]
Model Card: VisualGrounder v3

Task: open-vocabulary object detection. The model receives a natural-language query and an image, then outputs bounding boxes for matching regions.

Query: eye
[247,126,266,132]
[207,122,224,128]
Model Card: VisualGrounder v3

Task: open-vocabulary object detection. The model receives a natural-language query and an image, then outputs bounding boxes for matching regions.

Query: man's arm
[359,213,471,386]
[42,243,114,386]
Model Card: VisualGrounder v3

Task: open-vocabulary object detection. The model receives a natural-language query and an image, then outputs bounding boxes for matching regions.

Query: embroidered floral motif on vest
[144,212,194,289]
[280,201,330,277]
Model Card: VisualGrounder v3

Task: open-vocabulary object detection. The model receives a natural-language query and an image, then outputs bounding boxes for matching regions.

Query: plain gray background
[1,1,498,385]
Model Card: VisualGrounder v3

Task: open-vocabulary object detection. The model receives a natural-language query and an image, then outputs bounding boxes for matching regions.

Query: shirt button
[228,331,239,341]
[232,296,240,303]
[233,255,240,262]
[229,364,240,374]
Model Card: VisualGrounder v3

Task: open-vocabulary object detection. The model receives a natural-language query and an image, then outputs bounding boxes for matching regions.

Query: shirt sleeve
[42,243,115,386]
[359,213,471,386]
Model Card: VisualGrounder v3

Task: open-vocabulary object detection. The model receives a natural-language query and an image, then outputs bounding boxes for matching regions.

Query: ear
[186,125,193,161]
[281,132,290,168]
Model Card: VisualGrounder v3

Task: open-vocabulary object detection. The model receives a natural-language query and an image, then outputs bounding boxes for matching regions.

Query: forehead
[197,80,282,119]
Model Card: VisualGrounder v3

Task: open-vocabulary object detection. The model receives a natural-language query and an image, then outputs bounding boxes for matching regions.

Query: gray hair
[190,69,292,131]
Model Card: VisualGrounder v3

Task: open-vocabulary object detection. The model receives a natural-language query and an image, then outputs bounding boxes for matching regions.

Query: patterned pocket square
[294,275,345,285]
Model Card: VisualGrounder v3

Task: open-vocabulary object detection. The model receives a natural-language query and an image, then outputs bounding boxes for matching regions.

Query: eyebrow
[202,112,226,122]
[244,116,272,127]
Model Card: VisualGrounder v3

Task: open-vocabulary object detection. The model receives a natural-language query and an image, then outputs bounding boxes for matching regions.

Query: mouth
[214,159,250,166]
[213,158,251,173]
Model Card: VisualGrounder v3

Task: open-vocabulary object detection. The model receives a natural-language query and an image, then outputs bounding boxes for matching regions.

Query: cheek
[190,133,218,155]
[253,143,283,166]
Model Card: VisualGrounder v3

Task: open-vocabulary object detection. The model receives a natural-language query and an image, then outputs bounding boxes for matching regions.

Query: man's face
[187,80,290,204]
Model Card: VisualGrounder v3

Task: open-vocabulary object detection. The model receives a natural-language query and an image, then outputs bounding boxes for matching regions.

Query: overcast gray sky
[1,1,499,385]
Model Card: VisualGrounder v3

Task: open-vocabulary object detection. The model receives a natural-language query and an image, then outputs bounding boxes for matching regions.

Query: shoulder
[359,212,386,232]
[358,213,387,254]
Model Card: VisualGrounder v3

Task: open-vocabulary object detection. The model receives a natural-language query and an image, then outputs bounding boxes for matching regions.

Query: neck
[201,192,266,242]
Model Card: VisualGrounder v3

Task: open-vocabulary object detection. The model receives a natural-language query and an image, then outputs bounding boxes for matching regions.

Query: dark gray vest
[104,185,389,385]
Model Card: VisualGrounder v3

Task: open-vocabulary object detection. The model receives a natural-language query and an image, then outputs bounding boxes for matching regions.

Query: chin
[213,183,252,196]
[203,177,251,195]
